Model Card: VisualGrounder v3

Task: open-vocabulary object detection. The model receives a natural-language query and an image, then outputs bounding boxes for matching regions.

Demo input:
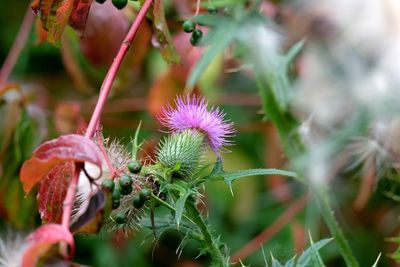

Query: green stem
[314,186,359,267]
[255,71,359,267]
[186,201,229,267]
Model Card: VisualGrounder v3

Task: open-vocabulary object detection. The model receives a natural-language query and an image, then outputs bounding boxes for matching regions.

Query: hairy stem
[186,201,228,267]
[61,0,154,231]
[0,7,34,87]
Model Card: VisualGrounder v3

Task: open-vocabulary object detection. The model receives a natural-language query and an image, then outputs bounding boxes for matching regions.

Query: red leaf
[22,224,74,267]
[69,0,94,35]
[20,134,102,194]
[47,0,75,44]
[38,162,73,223]
[79,1,129,66]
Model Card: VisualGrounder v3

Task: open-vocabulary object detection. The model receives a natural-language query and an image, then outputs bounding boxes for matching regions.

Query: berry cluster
[100,160,151,225]
[182,4,219,46]
[95,0,136,10]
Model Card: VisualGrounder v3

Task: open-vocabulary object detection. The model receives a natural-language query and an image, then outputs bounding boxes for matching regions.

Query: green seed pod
[114,213,127,224]
[182,20,196,33]
[132,195,144,209]
[156,129,204,179]
[101,179,115,192]
[112,0,127,9]
[128,161,142,174]
[139,188,151,201]
[95,0,106,3]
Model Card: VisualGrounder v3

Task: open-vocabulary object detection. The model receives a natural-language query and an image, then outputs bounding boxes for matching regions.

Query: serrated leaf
[175,191,192,227]
[152,0,180,64]
[297,238,332,267]
[20,134,102,194]
[22,224,74,267]
[37,162,73,224]
[206,160,299,185]
[32,0,94,44]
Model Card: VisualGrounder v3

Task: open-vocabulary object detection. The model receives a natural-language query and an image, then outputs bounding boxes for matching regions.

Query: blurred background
[1,0,400,266]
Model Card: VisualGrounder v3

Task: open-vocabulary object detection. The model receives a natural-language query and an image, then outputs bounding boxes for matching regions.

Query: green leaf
[297,237,332,267]
[152,0,180,64]
[206,160,300,186]
[175,191,192,227]
[285,39,305,65]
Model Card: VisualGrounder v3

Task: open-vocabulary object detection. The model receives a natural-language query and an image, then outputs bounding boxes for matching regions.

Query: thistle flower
[158,95,235,156]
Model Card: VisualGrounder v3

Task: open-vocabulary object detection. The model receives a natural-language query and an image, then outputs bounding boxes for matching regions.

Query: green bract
[156,129,204,179]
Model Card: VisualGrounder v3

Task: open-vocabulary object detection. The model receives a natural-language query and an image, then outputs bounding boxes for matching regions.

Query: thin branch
[195,0,201,16]
[84,0,153,139]
[230,194,309,263]
[60,0,154,231]
[0,7,35,87]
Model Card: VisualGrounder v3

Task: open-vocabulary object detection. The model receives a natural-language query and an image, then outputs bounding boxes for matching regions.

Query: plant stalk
[61,0,154,230]
[186,201,229,267]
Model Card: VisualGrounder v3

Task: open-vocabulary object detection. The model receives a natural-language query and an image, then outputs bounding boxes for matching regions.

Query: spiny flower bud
[158,95,235,158]
[156,129,204,179]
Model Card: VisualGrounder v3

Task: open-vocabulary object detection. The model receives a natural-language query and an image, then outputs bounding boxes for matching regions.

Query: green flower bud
[156,129,204,179]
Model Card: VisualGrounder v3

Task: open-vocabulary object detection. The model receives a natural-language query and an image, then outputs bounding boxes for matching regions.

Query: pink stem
[195,0,201,16]
[84,0,153,139]
[61,0,154,230]
[0,7,35,87]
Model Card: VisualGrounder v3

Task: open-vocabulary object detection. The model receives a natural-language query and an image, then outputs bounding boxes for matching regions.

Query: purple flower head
[158,95,235,156]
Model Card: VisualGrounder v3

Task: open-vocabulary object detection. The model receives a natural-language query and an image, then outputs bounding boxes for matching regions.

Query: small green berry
[112,187,121,209]
[119,174,133,187]
[190,36,200,46]
[192,29,203,40]
[112,0,127,9]
[95,0,106,3]
[208,4,218,14]
[182,20,196,33]
[112,198,120,209]
[139,188,151,201]
[132,195,144,209]
[128,161,142,174]
[120,186,133,195]
[114,213,127,224]
[101,179,115,192]
[112,187,121,200]
[119,174,133,195]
